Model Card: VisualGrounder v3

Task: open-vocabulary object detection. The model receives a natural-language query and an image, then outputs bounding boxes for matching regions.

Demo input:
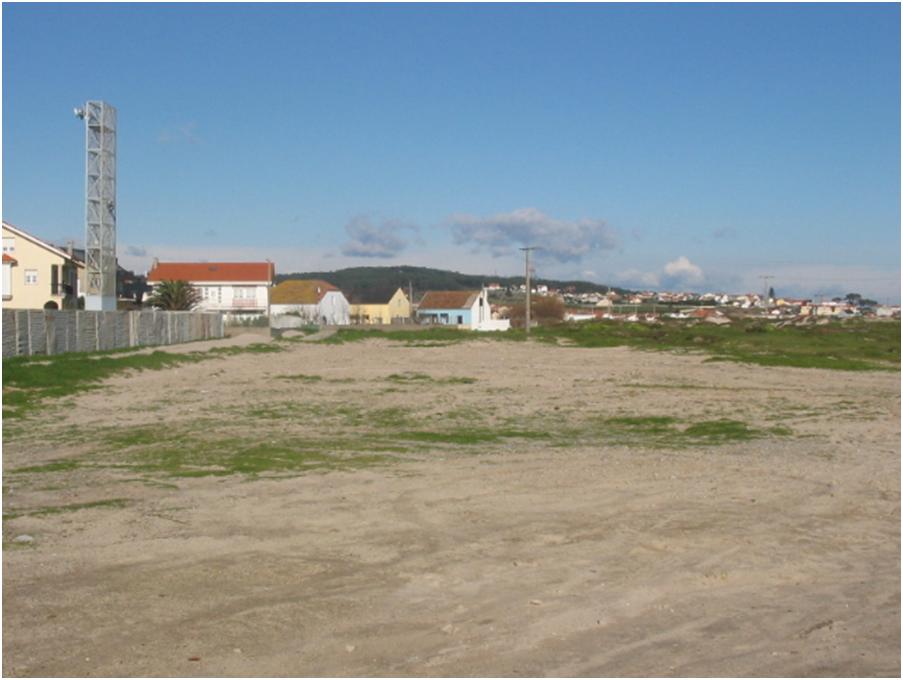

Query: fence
[2,309,225,358]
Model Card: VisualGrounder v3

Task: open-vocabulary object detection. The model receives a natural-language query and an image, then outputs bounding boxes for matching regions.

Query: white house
[416,288,510,331]
[146,261,274,315]
[269,279,350,325]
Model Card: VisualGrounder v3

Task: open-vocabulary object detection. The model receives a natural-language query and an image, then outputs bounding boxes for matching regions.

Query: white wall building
[417,288,510,331]
[147,261,274,315]
[269,279,351,325]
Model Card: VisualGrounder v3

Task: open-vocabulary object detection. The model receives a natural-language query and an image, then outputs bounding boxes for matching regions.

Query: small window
[2,237,14,254]
[24,269,38,285]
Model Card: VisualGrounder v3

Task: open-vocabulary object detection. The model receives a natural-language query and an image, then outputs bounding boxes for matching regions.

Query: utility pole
[520,246,537,335]
[759,275,774,313]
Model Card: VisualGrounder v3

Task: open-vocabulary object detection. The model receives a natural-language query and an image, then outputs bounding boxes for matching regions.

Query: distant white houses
[417,288,510,331]
[269,279,350,325]
[147,261,274,316]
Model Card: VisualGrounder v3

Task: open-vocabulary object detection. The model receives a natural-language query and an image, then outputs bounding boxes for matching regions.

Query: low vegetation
[5,397,793,486]
[533,318,900,371]
[2,342,283,418]
[322,319,899,371]
[321,326,492,345]
[3,498,130,521]
[385,372,477,384]
[2,350,207,418]
[600,416,791,448]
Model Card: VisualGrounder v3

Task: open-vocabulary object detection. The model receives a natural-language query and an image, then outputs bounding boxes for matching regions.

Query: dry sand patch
[3,338,900,676]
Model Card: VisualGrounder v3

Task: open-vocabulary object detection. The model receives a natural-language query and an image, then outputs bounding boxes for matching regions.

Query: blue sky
[3,3,900,301]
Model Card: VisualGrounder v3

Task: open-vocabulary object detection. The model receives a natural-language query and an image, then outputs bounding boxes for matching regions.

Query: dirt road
[3,338,900,676]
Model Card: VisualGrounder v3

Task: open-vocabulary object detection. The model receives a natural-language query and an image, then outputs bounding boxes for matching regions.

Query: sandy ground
[2,334,900,677]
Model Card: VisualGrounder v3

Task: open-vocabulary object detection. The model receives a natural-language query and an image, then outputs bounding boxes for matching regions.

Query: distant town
[3,220,899,330]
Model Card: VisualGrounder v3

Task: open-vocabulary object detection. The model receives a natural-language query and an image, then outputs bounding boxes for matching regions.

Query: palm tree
[146,280,201,310]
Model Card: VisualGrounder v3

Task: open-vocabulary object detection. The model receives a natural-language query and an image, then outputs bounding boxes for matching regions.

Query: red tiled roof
[2,253,17,265]
[418,290,479,310]
[147,262,274,283]
[270,279,338,304]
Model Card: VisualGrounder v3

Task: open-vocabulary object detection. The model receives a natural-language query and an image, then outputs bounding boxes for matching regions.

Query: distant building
[270,279,350,325]
[147,261,274,315]
[2,221,84,310]
[417,288,510,331]
[348,287,411,324]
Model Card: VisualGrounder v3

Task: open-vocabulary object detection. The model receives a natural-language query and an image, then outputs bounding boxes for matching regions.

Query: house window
[200,286,217,301]
[440,313,449,323]
[2,263,12,300]
[24,269,38,285]
[234,286,255,299]
[457,315,463,324]
[2,237,14,254]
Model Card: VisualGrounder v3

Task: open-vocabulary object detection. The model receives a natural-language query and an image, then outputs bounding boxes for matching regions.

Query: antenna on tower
[75,101,117,311]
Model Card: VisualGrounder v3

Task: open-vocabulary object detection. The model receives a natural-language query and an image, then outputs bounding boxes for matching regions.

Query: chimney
[151,257,159,271]
[66,240,74,258]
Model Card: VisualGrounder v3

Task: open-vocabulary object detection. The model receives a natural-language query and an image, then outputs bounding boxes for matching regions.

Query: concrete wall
[1,309,224,358]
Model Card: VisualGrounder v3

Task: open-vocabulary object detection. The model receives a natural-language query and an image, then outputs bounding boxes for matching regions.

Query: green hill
[275,265,630,298]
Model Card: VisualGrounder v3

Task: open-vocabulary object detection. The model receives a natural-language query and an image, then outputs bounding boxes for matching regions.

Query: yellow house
[348,287,411,324]
[2,221,85,310]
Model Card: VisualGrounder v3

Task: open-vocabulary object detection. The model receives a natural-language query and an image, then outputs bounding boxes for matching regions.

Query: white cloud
[613,256,705,291]
[614,269,660,289]
[663,255,704,284]
[449,207,618,263]
[341,215,417,259]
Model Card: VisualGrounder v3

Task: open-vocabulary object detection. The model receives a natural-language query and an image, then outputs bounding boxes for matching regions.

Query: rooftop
[147,262,275,283]
[271,279,338,304]
[418,290,480,310]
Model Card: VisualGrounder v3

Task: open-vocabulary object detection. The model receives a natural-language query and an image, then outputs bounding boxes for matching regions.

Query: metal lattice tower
[75,101,117,311]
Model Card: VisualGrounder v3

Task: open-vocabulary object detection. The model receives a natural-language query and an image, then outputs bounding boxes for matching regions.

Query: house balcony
[200,299,266,313]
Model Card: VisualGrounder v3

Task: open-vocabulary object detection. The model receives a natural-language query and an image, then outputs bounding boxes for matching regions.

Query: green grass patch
[599,415,791,448]
[207,343,283,356]
[317,319,898,371]
[681,419,759,443]
[114,437,396,478]
[384,372,477,385]
[322,327,522,345]
[2,350,207,418]
[277,373,323,383]
[2,341,290,419]
[534,319,900,371]
[395,428,549,445]
[8,459,82,474]
[4,498,130,521]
